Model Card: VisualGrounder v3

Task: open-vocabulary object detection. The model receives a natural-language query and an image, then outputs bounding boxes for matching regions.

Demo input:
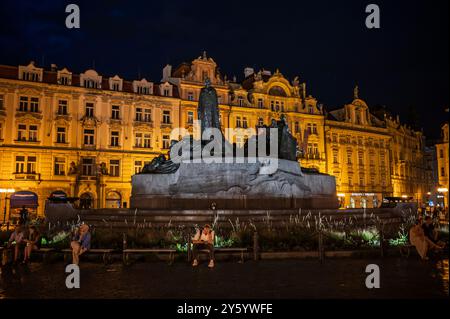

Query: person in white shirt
[7,225,25,263]
[192,224,215,268]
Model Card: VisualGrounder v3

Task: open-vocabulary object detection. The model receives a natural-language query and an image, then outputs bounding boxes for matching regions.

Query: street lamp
[1,188,15,226]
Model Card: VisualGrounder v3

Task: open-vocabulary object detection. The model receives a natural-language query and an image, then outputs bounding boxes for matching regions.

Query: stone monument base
[131,158,339,210]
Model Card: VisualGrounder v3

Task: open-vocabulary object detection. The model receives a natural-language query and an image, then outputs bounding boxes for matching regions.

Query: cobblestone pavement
[0,257,448,299]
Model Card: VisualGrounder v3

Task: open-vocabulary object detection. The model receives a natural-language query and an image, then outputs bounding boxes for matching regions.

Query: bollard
[253,231,259,261]
[318,230,324,263]
[122,233,127,250]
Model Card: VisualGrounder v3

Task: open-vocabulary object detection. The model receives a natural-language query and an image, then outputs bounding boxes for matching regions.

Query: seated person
[7,225,25,263]
[23,226,41,264]
[422,216,437,242]
[410,219,443,260]
[70,224,91,265]
[192,224,215,268]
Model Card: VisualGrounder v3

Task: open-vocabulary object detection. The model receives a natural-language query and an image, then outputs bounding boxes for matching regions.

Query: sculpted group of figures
[141,79,299,174]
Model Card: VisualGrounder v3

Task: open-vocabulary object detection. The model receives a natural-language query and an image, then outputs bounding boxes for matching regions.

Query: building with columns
[0,53,435,216]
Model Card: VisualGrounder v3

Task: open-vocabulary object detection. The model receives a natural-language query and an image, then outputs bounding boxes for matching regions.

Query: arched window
[80,192,94,209]
[268,86,288,97]
[106,191,121,208]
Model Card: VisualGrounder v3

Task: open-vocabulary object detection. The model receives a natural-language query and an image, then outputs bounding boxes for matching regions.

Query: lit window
[19,96,28,112]
[111,105,120,120]
[257,98,263,108]
[144,109,151,122]
[58,100,68,115]
[187,111,194,124]
[29,125,38,141]
[162,110,171,124]
[26,156,36,173]
[162,135,170,149]
[110,131,120,147]
[236,116,241,128]
[109,160,120,177]
[82,158,95,176]
[258,118,264,127]
[18,124,27,141]
[15,156,25,173]
[135,108,142,121]
[30,98,39,112]
[56,127,66,143]
[143,133,151,148]
[85,103,94,117]
[134,161,143,174]
[54,157,66,176]
[135,132,143,147]
[238,96,244,107]
[83,129,95,146]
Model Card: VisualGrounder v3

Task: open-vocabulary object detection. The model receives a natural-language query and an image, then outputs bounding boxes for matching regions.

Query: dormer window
[80,70,102,89]
[57,68,72,85]
[133,79,153,95]
[109,75,123,91]
[187,92,194,101]
[159,83,173,97]
[22,72,39,82]
[85,79,98,89]
[18,62,43,82]
[238,96,244,107]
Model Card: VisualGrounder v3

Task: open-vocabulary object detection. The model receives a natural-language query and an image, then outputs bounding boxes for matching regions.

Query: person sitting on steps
[192,224,215,268]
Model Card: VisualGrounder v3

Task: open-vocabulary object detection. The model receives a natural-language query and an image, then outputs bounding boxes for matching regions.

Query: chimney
[50,64,57,72]
[162,64,172,82]
[244,67,254,78]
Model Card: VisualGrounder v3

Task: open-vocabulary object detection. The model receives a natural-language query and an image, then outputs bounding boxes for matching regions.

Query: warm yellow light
[437,188,448,193]
[427,192,431,195]
[0,188,15,193]
[401,195,408,198]
[337,193,346,198]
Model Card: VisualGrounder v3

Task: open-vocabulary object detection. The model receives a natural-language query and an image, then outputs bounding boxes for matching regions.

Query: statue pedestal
[131,158,339,210]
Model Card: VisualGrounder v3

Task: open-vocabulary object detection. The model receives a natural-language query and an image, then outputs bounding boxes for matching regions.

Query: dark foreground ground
[0,257,448,299]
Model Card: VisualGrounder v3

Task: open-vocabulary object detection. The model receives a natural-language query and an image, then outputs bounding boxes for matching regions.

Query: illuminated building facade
[0,53,435,216]
[436,123,449,208]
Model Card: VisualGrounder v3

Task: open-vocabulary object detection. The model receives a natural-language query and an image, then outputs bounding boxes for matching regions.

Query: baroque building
[0,53,434,216]
[436,123,449,208]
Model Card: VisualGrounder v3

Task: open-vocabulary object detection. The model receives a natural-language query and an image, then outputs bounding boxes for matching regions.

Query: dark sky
[0,0,448,138]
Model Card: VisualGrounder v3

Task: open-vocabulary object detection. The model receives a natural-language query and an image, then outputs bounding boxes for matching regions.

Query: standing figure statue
[198,78,221,138]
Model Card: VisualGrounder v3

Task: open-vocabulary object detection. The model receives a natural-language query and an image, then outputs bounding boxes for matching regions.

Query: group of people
[4,223,91,266]
[4,223,216,267]
[6,225,41,264]
[409,216,446,260]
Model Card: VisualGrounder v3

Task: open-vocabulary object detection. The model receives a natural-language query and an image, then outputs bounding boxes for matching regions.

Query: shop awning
[10,191,39,208]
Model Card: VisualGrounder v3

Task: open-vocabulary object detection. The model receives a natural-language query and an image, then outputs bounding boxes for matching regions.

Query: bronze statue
[198,78,221,137]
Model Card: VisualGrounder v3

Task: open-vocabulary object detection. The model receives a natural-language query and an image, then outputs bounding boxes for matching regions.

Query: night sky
[0,0,448,139]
